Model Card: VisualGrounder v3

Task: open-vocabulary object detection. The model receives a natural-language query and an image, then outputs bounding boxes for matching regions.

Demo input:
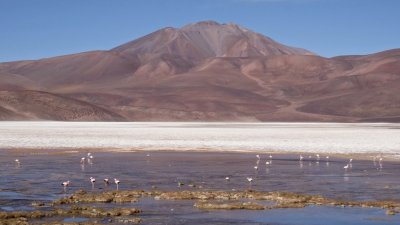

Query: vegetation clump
[2,189,399,224]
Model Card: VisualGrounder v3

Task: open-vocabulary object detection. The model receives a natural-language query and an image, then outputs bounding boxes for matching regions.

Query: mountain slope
[0,90,125,121]
[0,21,399,122]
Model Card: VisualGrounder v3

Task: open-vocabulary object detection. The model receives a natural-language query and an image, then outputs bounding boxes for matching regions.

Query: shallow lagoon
[1,150,399,224]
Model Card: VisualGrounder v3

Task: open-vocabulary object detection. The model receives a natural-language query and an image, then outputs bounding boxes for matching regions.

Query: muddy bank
[0,204,141,225]
[55,189,400,212]
[2,189,400,224]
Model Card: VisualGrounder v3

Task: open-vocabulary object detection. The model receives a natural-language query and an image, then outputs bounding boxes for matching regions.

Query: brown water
[1,150,400,224]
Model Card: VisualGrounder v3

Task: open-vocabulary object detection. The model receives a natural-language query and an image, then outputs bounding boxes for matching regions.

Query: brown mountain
[0,21,399,122]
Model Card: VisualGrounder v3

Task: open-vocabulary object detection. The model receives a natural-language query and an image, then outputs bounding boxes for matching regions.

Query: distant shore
[1,121,399,161]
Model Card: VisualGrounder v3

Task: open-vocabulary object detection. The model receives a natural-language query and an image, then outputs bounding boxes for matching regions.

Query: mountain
[0,21,399,122]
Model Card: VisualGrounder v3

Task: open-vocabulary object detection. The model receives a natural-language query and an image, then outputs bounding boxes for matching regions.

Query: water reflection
[343,172,350,182]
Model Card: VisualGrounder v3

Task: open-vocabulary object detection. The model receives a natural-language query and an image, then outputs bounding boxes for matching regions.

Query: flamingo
[87,155,94,164]
[87,153,93,163]
[265,161,271,165]
[349,158,353,168]
[80,157,85,164]
[61,180,70,187]
[269,155,273,159]
[61,180,70,192]
[89,177,96,189]
[104,178,109,185]
[15,159,20,164]
[344,164,349,170]
[225,177,230,181]
[114,178,120,190]
[254,165,258,170]
[246,177,253,187]
[299,155,304,161]
[256,154,260,160]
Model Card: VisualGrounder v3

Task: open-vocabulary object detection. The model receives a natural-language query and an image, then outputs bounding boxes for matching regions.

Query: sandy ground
[0,122,399,158]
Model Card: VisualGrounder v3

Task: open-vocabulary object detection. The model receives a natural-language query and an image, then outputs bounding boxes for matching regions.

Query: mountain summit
[0,21,399,122]
[113,21,314,62]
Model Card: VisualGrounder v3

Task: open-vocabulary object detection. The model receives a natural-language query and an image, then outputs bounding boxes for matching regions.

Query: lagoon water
[1,150,400,224]
[1,122,400,224]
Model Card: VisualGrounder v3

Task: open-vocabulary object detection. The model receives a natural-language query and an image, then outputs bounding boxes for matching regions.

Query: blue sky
[0,0,399,62]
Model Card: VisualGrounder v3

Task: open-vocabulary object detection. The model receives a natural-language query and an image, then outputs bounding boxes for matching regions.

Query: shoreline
[3,147,400,162]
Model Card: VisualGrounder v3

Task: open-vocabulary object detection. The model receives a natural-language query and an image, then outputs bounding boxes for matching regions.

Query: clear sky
[1,0,399,62]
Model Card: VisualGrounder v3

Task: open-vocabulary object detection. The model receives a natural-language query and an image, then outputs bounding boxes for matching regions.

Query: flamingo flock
[57,152,123,192]
[230,153,388,188]
[12,151,387,193]
[11,149,389,194]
